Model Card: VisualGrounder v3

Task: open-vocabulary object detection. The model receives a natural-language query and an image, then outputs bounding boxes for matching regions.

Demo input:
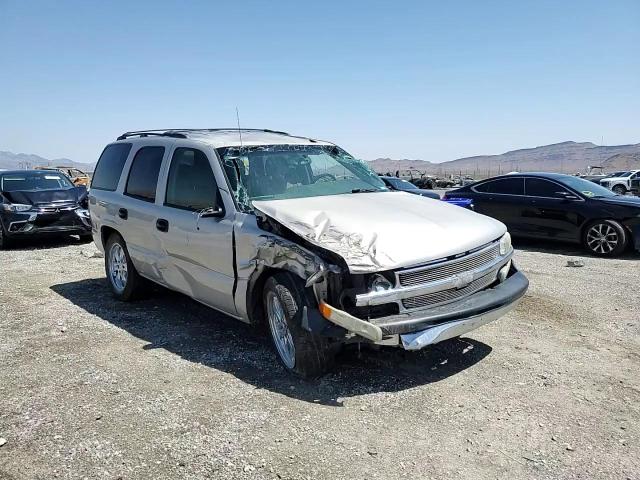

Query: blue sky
[1,0,638,163]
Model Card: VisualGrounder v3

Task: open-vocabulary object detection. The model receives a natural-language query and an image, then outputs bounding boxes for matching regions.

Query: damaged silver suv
[89,129,528,377]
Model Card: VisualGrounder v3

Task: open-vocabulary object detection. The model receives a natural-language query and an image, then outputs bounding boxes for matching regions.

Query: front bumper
[317,267,528,348]
[2,208,91,236]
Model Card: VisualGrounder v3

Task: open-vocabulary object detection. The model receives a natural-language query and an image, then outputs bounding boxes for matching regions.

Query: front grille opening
[397,242,500,287]
[401,272,497,310]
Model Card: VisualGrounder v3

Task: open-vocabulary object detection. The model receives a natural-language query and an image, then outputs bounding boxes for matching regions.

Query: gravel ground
[0,235,639,480]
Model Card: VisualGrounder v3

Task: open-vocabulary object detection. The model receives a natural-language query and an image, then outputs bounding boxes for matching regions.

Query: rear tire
[263,273,337,378]
[583,220,627,257]
[105,233,144,301]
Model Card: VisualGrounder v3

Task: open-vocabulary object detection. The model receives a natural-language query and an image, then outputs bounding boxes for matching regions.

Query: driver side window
[165,148,219,211]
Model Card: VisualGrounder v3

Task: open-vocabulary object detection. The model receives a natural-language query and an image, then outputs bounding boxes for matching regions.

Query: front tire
[263,273,337,378]
[612,185,627,195]
[0,223,11,250]
[583,220,627,257]
[105,233,144,300]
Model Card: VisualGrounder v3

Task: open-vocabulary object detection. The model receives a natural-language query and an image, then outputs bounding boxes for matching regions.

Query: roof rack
[116,128,290,141]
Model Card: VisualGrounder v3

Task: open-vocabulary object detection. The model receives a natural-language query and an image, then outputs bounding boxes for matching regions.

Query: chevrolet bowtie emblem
[452,272,474,289]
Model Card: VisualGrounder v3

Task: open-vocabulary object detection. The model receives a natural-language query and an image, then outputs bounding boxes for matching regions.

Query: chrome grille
[401,272,497,310]
[397,243,500,287]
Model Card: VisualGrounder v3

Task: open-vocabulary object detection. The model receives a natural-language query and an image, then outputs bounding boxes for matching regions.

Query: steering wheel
[313,173,336,183]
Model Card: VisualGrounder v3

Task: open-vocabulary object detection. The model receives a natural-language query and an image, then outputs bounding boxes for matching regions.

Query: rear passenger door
[522,177,583,241]
[157,146,237,316]
[119,144,169,281]
[471,177,526,234]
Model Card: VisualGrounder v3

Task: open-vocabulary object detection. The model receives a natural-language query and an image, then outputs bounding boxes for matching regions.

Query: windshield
[217,144,387,211]
[0,172,74,192]
[560,175,616,198]
[610,171,631,178]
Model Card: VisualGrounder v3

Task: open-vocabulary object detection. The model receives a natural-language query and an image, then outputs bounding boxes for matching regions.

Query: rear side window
[125,146,165,202]
[525,178,569,198]
[474,178,524,195]
[165,148,218,210]
[91,143,132,191]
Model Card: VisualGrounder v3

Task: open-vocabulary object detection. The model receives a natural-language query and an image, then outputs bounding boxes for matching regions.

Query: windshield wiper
[351,188,380,194]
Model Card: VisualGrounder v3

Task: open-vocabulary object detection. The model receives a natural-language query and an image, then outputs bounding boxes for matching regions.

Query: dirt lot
[1,236,639,480]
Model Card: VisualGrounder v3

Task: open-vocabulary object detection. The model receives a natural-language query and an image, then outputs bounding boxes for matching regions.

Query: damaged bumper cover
[2,207,91,236]
[316,268,528,349]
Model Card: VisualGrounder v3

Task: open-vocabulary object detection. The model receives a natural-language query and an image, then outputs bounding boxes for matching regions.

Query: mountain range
[368,141,640,176]
[2,140,640,177]
[0,151,95,171]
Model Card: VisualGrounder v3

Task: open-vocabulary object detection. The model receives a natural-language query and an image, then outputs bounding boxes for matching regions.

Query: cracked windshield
[217,144,387,211]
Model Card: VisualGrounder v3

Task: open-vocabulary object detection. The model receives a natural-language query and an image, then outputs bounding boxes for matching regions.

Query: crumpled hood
[2,187,86,206]
[253,191,506,273]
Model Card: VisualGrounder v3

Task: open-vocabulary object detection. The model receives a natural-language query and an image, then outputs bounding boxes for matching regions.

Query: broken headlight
[369,274,393,292]
[499,232,512,255]
[1,203,32,213]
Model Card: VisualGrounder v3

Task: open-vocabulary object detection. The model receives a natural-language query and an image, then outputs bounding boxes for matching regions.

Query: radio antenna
[236,106,243,148]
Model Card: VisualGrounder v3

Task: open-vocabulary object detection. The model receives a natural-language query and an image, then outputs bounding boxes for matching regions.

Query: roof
[115,129,335,149]
[480,172,579,181]
[0,169,62,175]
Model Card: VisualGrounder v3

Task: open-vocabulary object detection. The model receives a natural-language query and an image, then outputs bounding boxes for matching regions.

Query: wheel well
[100,226,119,250]
[246,267,312,326]
[246,267,279,326]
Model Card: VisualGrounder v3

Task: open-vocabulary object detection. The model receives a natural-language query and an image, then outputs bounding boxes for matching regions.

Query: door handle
[118,208,128,220]
[156,218,169,232]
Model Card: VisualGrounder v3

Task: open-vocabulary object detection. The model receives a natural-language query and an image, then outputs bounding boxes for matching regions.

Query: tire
[583,220,628,257]
[0,223,11,250]
[263,273,337,378]
[612,185,627,195]
[104,233,144,301]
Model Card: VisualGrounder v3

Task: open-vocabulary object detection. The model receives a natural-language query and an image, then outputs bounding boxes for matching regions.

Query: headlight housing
[499,232,512,255]
[1,203,32,212]
[369,274,393,293]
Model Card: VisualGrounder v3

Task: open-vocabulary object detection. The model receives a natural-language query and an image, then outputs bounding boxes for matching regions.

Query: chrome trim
[355,248,513,307]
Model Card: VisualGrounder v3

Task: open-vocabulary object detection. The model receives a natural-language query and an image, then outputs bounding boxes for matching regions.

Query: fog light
[498,260,512,282]
[369,274,393,292]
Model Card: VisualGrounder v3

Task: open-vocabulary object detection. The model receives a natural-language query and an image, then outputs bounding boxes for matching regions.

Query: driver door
[157,146,237,316]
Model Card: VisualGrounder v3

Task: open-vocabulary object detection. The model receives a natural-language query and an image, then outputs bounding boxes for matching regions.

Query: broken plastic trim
[318,301,383,342]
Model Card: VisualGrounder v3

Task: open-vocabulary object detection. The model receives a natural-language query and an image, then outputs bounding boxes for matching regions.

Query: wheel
[105,233,144,300]
[612,185,627,195]
[263,273,337,377]
[0,223,11,250]
[583,220,628,257]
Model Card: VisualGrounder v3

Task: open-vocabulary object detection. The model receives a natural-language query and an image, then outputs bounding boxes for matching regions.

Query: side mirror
[199,205,224,218]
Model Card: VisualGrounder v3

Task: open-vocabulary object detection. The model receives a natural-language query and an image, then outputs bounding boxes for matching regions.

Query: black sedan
[0,170,92,249]
[380,176,441,199]
[446,172,640,256]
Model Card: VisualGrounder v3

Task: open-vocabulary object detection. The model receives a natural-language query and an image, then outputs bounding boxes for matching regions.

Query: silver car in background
[89,129,528,377]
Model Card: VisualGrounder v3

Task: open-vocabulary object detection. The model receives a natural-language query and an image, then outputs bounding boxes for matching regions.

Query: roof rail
[116,128,290,141]
[116,130,188,140]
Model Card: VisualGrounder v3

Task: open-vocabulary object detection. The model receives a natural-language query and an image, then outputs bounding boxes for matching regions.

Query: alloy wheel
[586,223,619,255]
[108,243,128,293]
[266,290,296,369]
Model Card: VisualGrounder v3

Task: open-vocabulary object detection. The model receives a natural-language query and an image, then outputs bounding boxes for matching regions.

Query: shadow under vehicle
[50,277,493,406]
